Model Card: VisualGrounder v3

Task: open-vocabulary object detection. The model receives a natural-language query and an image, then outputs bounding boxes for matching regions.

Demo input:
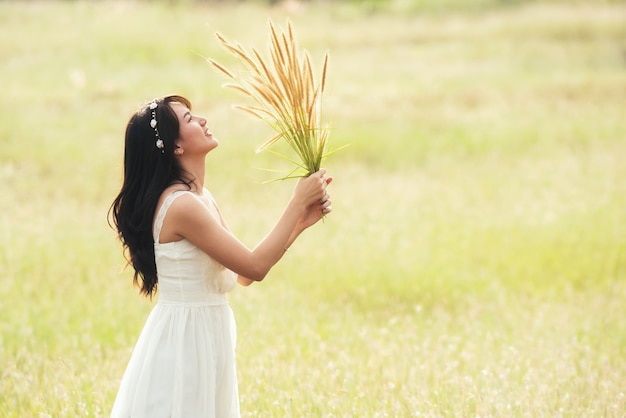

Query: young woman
[109,95,332,417]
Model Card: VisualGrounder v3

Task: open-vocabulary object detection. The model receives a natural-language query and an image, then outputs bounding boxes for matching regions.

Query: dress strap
[153,190,189,244]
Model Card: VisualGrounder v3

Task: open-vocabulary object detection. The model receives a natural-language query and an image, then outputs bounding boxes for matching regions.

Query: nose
[199,116,207,126]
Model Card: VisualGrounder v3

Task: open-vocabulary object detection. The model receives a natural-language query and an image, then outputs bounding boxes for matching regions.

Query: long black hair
[109,95,193,297]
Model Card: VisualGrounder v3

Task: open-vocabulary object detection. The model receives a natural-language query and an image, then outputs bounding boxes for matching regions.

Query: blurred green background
[1,0,625,416]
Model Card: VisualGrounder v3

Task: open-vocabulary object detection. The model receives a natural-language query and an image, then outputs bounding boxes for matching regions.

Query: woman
[109,95,332,417]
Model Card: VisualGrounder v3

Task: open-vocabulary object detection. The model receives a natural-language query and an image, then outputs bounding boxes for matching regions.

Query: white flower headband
[148,99,164,152]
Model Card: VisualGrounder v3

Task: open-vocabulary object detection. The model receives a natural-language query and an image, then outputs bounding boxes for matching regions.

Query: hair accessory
[148,99,164,152]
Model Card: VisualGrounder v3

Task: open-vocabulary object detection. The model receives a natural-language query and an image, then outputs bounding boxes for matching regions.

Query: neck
[180,157,206,193]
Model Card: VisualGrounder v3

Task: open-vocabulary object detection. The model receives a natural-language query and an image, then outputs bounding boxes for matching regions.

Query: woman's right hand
[293,169,329,208]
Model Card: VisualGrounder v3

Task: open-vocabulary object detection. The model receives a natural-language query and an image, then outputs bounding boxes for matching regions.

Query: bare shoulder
[166,191,208,218]
[167,191,221,230]
[157,185,190,205]
[157,188,217,243]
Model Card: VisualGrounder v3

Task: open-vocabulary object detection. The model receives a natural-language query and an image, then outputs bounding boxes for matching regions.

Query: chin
[207,139,219,152]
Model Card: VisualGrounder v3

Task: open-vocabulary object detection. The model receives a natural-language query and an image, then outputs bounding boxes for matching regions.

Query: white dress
[111,189,240,418]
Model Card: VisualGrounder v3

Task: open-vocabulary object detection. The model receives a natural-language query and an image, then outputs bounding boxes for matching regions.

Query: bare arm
[238,177,333,285]
[166,170,331,283]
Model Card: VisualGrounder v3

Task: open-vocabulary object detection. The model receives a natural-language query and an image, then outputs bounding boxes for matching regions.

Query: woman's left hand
[297,177,333,230]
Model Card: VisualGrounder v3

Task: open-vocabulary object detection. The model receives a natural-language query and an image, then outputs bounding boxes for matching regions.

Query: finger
[321,177,332,192]
[315,168,326,179]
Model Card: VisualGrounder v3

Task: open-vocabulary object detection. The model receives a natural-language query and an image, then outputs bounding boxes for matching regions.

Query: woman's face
[169,101,218,156]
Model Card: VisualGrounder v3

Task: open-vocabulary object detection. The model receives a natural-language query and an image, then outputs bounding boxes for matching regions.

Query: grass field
[1,0,625,416]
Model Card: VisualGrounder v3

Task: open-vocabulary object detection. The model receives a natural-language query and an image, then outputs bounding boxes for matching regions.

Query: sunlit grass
[0,1,625,416]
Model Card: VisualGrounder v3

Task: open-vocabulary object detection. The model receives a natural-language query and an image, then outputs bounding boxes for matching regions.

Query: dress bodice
[152,189,237,305]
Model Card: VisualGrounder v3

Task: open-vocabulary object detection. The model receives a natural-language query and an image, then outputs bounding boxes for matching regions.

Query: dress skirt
[110,301,239,418]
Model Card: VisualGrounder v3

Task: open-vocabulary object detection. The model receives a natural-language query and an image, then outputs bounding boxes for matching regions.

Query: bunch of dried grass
[209,20,340,179]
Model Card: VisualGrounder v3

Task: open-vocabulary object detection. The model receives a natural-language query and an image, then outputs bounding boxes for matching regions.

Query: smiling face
[169,101,218,156]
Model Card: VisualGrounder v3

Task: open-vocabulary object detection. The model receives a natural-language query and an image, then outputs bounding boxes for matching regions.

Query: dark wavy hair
[109,95,193,297]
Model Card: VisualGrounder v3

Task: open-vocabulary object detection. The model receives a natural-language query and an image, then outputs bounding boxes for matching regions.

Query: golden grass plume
[209,20,340,179]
